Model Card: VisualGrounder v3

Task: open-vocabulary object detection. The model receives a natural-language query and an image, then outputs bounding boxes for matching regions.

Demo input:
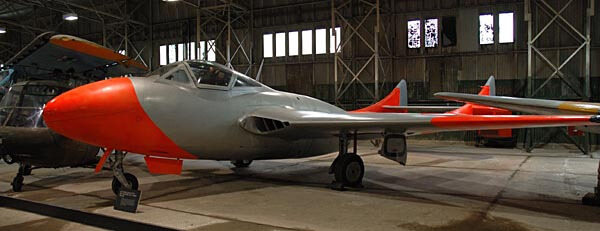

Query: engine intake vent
[254,117,290,132]
[240,116,290,134]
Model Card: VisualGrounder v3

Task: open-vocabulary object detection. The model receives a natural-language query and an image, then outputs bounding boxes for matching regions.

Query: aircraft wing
[434,92,600,115]
[382,105,461,113]
[239,107,600,138]
[5,33,147,80]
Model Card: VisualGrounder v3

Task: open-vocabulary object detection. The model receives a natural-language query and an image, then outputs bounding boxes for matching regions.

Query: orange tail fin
[448,76,496,115]
[352,80,407,113]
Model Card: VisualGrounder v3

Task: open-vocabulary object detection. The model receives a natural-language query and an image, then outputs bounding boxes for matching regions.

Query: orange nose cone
[43,77,197,160]
[43,77,140,148]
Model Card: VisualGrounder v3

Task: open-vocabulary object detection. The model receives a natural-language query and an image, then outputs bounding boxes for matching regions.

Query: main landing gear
[329,131,365,190]
[231,160,253,168]
[111,150,138,195]
[582,160,600,206]
[11,164,32,192]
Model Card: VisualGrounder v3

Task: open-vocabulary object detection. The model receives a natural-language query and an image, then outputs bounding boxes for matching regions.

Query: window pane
[159,45,167,65]
[263,34,273,58]
[407,20,421,48]
[330,27,341,53]
[499,12,514,43]
[178,43,185,61]
[275,32,285,57]
[189,42,196,60]
[302,30,312,55]
[479,14,494,45]
[289,31,299,56]
[315,29,326,54]
[424,19,438,48]
[198,41,206,60]
[207,40,216,61]
[168,44,177,63]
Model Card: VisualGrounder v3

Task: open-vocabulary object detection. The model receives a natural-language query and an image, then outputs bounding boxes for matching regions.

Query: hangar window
[159,45,167,65]
[407,20,421,48]
[330,27,341,53]
[198,41,206,60]
[441,16,457,47]
[315,29,327,54]
[499,12,514,43]
[289,31,299,56]
[168,44,177,63]
[206,40,216,61]
[302,30,312,55]
[479,14,494,45]
[263,34,273,58]
[189,42,196,60]
[177,43,185,61]
[275,32,285,57]
[424,19,438,48]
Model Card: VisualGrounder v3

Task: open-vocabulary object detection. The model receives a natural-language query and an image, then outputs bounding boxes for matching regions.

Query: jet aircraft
[42,60,600,195]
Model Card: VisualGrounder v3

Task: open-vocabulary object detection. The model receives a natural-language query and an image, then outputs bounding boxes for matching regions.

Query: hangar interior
[1,0,600,230]
[1,0,598,151]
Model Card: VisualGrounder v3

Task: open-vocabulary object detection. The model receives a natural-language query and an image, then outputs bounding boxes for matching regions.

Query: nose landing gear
[110,150,138,195]
[330,131,365,190]
[11,164,32,192]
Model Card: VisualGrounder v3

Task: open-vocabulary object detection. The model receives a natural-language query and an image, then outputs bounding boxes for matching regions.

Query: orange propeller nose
[43,77,140,147]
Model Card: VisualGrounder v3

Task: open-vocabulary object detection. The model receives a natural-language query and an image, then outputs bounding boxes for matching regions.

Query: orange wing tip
[144,156,183,175]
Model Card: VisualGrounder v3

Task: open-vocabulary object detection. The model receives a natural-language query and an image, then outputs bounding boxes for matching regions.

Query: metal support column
[332,0,390,108]
[524,0,593,154]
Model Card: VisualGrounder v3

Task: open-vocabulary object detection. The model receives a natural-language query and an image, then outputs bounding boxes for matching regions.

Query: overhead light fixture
[0,27,5,34]
[162,0,180,2]
[63,13,78,21]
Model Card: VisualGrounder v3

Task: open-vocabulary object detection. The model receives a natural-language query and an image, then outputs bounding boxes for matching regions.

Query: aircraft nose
[43,77,140,147]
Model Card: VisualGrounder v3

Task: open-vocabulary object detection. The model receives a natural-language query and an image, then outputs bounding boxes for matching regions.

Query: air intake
[240,116,290,134]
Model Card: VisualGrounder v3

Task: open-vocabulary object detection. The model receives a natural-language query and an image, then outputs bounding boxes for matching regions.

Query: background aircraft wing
[239,107,600,138]
[435,92,600,115]
[4,32,147,81]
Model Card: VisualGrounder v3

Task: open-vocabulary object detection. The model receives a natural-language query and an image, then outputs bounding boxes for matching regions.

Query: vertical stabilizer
[478,75,495,96]
[399,80,407,107]
[449,75,496,114]
[351,80,407,113]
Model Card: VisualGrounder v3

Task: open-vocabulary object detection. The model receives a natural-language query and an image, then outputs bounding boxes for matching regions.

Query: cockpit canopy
[0,81,70,128]
[147,60,263,90]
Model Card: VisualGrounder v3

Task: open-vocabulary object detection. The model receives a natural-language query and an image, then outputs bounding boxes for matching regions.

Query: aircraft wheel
[11,174,24,192]
[231,160,252,168]
[333,154,364,188]
[3,154,15,164]
[111,173,139,195]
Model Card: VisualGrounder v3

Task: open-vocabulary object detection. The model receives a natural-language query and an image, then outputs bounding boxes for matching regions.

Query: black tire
[333,154,364,187]
[111,173,139,195]
[3,154,15,165]
[12,174,23,192]
[231,160,252,168]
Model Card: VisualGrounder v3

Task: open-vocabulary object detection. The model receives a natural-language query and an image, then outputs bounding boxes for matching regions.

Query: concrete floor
[1,141,600,231]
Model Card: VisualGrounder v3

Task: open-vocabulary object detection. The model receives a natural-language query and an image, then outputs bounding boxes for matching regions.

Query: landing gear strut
[329,131,364,190]
[111,150,138,195]
[231,160,253,168]
[11,164,32,192]
[582,160,600,206]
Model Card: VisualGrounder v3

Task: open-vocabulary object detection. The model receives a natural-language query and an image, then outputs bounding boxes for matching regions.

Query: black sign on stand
[114,188,142,213]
